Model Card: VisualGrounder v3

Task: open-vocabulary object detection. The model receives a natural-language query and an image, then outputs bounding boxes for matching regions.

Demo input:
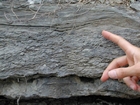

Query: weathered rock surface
[1,0,140,100]
[130,2,140,11]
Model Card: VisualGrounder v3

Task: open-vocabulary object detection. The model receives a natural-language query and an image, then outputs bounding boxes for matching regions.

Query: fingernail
[130,85,135,90]
[108,70,117,79]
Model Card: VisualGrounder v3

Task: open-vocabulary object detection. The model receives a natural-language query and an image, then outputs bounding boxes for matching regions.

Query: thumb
[108,63,140,79]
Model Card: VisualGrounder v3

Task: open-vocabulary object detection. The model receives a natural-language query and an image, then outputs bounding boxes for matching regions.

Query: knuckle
[112,58,121,67]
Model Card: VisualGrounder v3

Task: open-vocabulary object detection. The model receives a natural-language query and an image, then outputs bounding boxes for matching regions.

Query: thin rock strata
[0,0,140,100]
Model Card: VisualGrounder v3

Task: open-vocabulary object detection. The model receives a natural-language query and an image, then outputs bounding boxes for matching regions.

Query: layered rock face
[0,0,140,101]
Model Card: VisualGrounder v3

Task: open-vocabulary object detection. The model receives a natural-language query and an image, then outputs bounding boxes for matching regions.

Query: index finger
[102,30,134,53]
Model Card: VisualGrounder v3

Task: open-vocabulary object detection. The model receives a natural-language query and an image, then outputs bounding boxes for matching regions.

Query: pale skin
[100,30,140,91]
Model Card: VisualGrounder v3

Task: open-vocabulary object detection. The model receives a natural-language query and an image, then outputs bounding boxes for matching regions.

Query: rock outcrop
[1,0,140,101]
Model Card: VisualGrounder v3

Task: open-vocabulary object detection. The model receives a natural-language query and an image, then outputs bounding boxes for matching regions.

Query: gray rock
[130,0,135,3]
[130,2,140,11]
[0,76,139,99]
[0,0,140,100]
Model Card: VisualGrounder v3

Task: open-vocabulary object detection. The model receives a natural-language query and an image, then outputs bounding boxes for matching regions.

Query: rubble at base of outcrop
[1,0,140,103]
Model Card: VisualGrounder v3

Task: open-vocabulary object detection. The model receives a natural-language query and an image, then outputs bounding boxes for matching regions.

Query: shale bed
[1,0,140,104]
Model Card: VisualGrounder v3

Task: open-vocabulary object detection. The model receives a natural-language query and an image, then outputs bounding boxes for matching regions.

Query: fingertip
[102,30,106,33]
[100,77,105,82]
[123,77,139,91]
[100,68,110,82]
[100,78,106,82]
[100,74,109,82]
[101,30,110,39]
[102,30,107,36]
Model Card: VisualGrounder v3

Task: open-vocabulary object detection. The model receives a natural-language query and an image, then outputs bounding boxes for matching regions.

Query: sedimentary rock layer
[0,0,140,99]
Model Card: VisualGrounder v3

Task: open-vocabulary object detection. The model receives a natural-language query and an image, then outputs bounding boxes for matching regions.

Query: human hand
[100,30,140,91]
